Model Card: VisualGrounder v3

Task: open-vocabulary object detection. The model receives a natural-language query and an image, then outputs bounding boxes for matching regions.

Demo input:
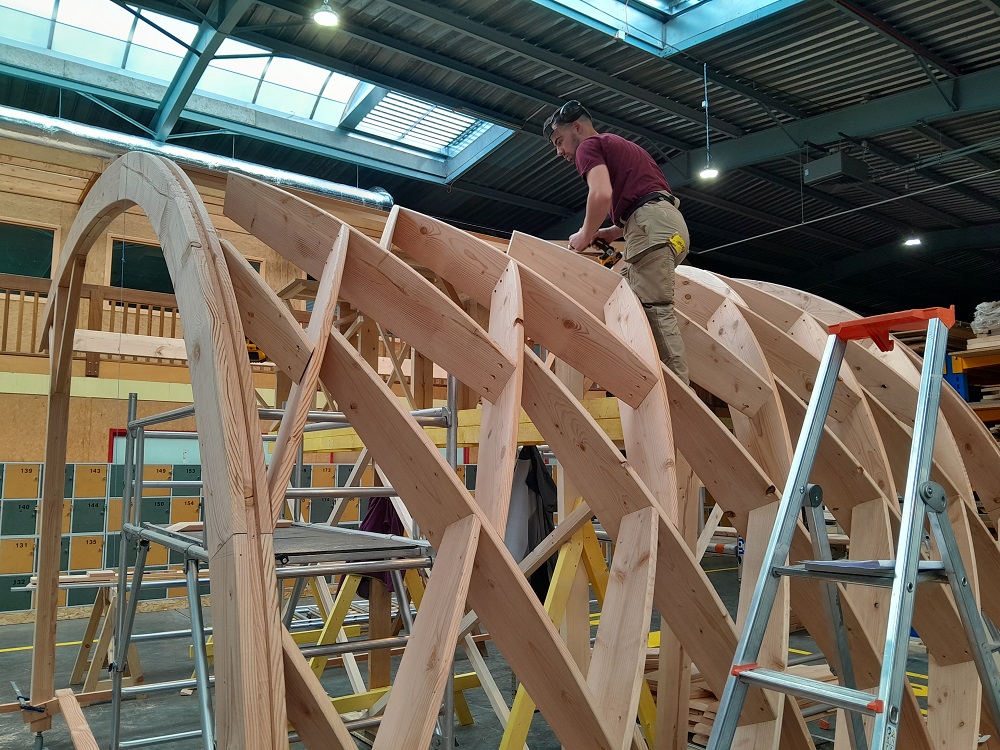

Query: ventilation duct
[803,152,869,193]
[0,105,393,211]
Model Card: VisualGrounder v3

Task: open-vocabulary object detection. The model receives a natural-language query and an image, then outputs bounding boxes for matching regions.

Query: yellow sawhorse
[500,521,658,749]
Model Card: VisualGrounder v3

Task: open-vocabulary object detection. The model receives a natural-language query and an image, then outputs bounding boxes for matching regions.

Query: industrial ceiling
[0,0,998,318]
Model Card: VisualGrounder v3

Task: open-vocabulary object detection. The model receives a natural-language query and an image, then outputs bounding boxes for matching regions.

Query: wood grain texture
[388,207,656,408]
[265,228,347,523]
[374,515,481,750]
[224,174,515,403]
[507,230,619,318]
[605,280,679,519]
[221,238,311,384]
[317,326,618,748]
[71,329,187,359]
[474,261,524,535]
[32,255,85,730]
[55,689,99,750]
[587,506,658,750]
[281,628,357,750]
[520,349,774,721]
[38,154,286,750]
[677,310,771,416]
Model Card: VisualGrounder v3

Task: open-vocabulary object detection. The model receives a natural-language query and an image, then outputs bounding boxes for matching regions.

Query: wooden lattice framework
[27,152,1000,750]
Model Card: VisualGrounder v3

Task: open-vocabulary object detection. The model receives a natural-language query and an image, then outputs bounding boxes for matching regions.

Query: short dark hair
[543,100,591,139]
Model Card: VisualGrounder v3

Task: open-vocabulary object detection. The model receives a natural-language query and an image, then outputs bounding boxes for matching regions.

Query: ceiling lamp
[313,0,339,26]
[904,236,922,247]
[699,63,720,180]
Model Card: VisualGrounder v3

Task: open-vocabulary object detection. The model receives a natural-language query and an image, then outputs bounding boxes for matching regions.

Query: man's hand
[568,229,592,253]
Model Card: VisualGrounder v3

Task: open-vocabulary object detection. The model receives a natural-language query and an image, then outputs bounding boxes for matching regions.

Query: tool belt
[617,191,677,228]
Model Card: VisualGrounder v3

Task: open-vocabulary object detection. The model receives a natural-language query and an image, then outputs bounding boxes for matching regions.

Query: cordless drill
[591,238,622,268]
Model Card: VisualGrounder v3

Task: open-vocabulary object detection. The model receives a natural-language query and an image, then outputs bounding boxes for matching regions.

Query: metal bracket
[805,483,824,507]
[919,481,947,514]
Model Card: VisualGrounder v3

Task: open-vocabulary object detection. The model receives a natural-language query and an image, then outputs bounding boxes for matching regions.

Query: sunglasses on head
[543,100,587,139]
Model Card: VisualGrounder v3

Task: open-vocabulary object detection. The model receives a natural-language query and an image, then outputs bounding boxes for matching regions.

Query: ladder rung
[772,560,947,587]
[735,667,883,716]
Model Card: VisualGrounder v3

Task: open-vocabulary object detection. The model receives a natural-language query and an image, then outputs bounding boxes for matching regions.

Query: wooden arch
[31,152,1000,750]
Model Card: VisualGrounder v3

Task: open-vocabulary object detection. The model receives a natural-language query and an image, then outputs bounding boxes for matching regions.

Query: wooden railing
[0,273,409,374]
[0,273,50,355]
[0,273,185,371]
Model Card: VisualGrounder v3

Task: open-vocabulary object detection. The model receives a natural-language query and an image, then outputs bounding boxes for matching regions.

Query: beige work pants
[621,196,690,385]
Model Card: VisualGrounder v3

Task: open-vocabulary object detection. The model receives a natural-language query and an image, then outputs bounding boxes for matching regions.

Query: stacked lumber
[678,664,838,747]
[967,334,1000,352]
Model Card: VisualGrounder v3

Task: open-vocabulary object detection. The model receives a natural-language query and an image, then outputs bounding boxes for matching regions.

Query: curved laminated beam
[317,327,621,749]
[519,348,773,722]
[373,514,482,750]
[387,208,657,408]
[506,232,771,415]
[222,239,312,384]
[684,274,795,750]
[724,284,896,503]
[261,227,348,524]
[474,261,525,535]
[223,174,515,403]
[37,153,287,749]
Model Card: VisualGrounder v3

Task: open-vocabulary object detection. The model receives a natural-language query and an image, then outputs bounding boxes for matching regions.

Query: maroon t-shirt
[575,133,671,225]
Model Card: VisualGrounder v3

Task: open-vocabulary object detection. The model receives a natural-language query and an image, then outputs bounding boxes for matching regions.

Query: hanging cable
[694,165,1000,254]
[700,64,718,179]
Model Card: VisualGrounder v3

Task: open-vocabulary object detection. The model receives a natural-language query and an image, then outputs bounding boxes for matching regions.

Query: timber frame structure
[25,151,1000,750]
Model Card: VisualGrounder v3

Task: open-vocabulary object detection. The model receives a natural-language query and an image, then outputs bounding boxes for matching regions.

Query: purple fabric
[357,496,404,596]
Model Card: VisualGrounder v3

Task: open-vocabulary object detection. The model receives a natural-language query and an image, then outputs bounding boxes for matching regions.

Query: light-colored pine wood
[32,254,85,731]
[39,153,288,749]
[34,149,1000,749]
[374,514,481,750]
[388,207,656,408]
[520,349,773,721]
[676,310,771,416]
[71,329,187,359]
[55,689,99,750]
[474,260,524,535]
[264,228,347,523]
[696,505,726,561]
[506,231,618,318]
[223,173,515,403]
[499,529,585,750]
[281,628,357,750]
[222,238,312,384]
[318,327,618,748]
[587,506,658,750]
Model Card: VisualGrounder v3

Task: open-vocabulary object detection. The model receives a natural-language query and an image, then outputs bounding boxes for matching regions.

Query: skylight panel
[209,38,269,77]
[0,0,54,18]
[321,72,360,103]
[131,9,196,55]
[261,57,329,94]
[56,0,133,37]
[52,0,133,68]
[124,10,195,82]
[255,57,331,118]
[199,38,269,102]
[355,93,481,154]
[0,0,53,46]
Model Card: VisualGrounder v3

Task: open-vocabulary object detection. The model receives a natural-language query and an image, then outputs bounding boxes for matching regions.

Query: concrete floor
[0,554,928,749]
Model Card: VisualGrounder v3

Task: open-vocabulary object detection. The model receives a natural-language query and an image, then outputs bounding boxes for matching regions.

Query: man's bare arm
[568,165,612,252]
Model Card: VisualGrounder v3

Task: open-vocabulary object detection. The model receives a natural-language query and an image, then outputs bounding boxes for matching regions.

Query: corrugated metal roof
[0,0,997,316]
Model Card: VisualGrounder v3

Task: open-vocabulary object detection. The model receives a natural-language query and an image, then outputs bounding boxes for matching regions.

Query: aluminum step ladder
[707,306,1000,750]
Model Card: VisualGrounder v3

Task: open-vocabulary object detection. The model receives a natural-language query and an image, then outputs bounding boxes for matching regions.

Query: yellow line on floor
[0,640,82,654]
[705,566,738,574]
